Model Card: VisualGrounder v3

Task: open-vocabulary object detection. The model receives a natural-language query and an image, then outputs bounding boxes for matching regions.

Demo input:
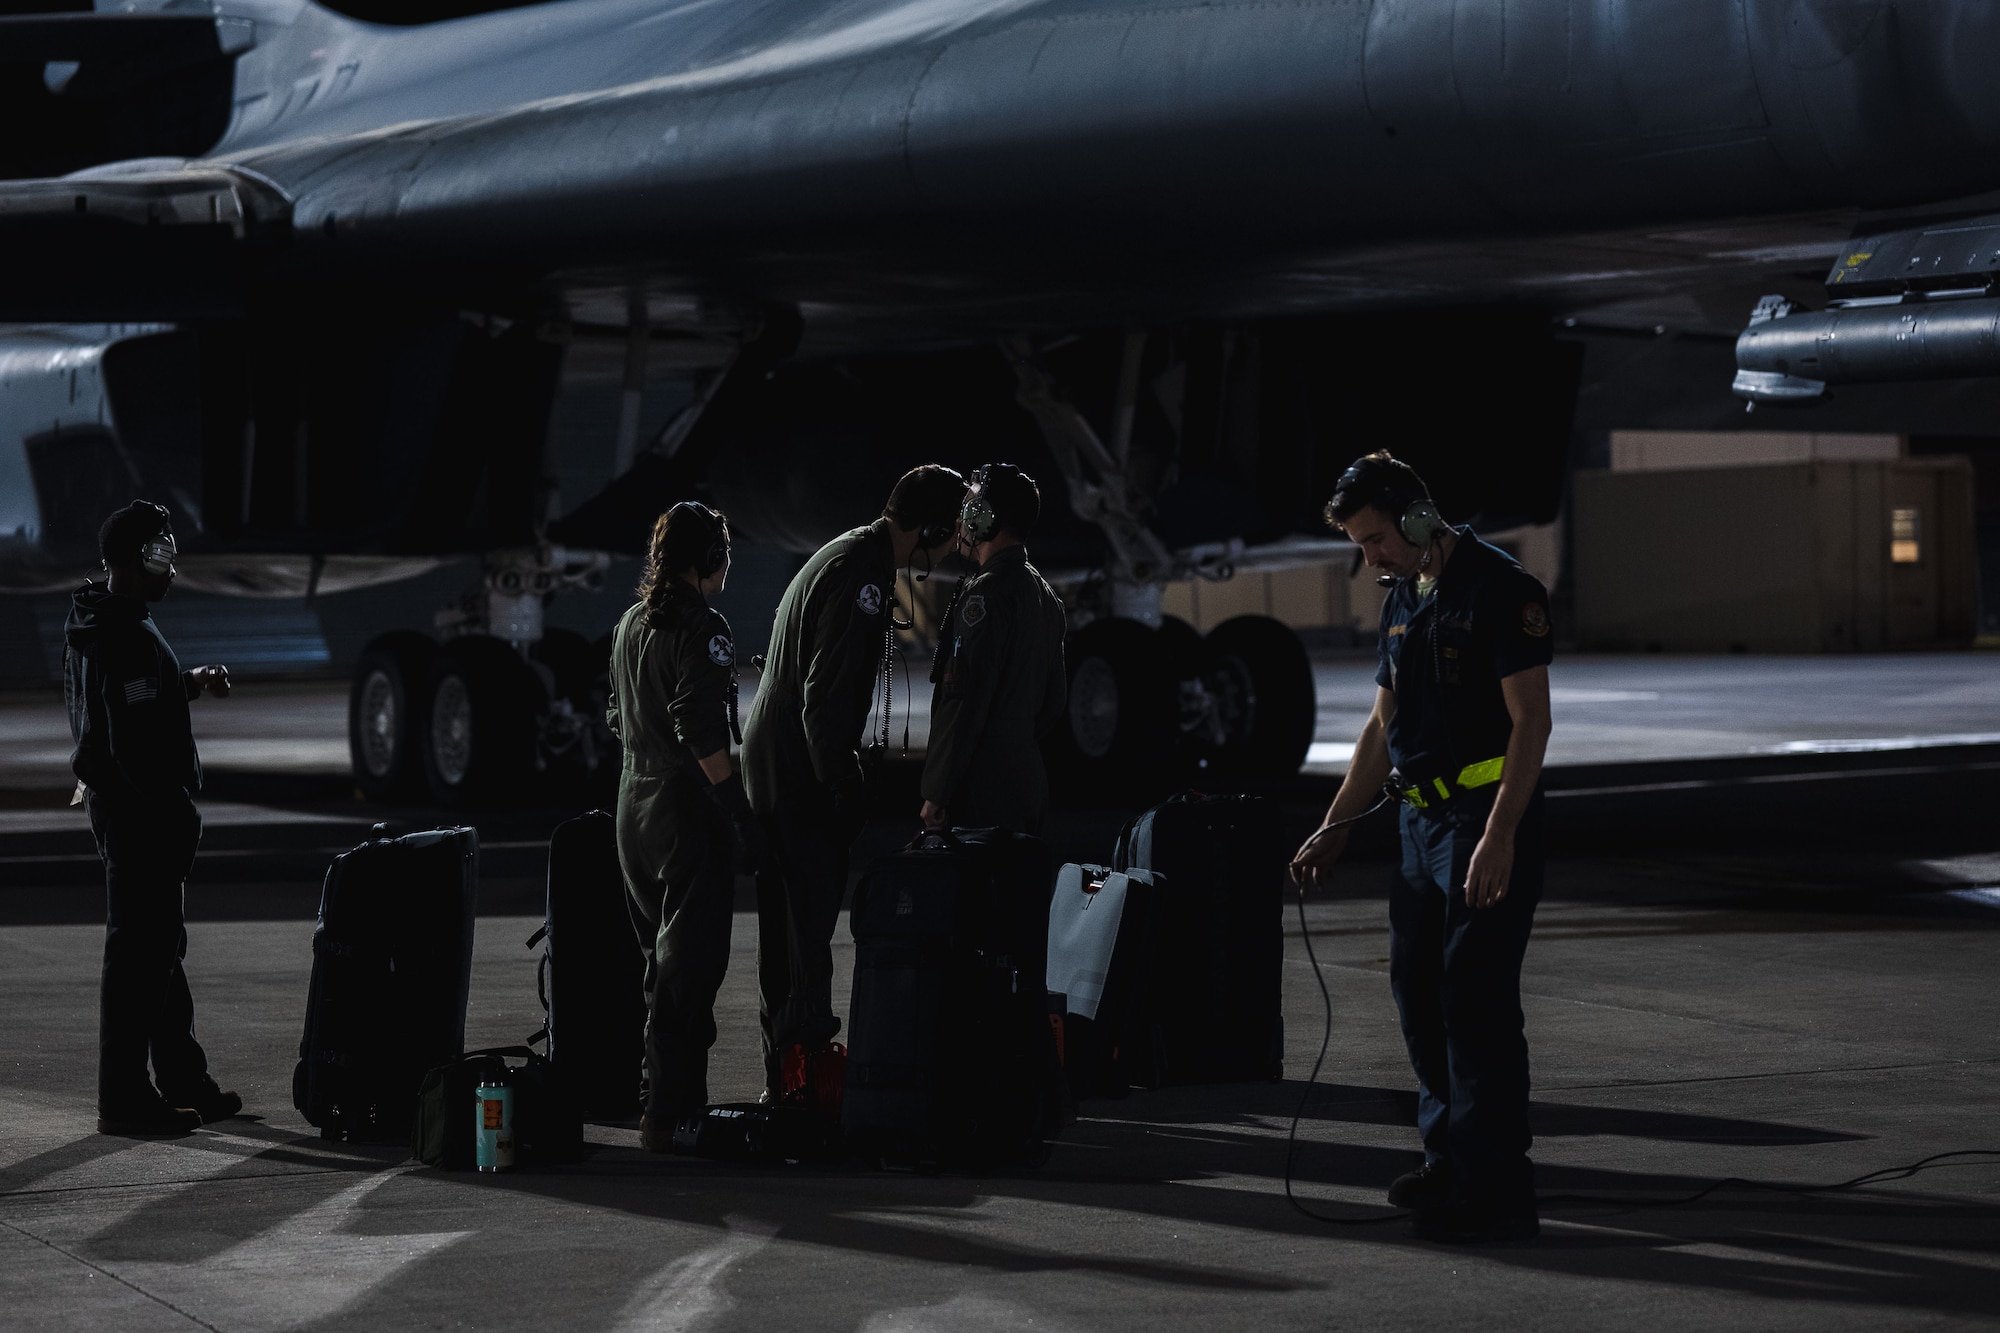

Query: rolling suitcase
[527,810,646,1120]
[842,828,1066,1169]
[1109,792,1287,1087]
[1044,863,1161,1099]
[294,824,478,1140]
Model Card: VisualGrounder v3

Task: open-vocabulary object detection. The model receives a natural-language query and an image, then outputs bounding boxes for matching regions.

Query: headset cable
[1283,798,2000,1225]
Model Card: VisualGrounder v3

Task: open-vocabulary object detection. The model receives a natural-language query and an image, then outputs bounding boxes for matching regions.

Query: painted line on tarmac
[1547,759,2000,799]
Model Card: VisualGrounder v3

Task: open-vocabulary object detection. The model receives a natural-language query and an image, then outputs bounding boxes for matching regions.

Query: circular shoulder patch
[707,633,735,665]
[1521,603,1550,638]
[961,594,987,627]
[857,583,883,616]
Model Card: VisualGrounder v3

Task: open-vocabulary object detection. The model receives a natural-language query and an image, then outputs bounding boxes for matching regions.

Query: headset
[110,501,177,577]
[1332,457,1447,550]
[961,463,1021,546]
[669,500,730,578]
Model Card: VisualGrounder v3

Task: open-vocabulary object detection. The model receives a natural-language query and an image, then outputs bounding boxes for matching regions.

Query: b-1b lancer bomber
[2,0,1995,802]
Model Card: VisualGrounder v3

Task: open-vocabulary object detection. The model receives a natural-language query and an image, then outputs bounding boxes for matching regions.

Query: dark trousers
[1388,792,1542,1213]
[88,791,213,1113]
[753,795,849,1092]
[616,771,736,1121]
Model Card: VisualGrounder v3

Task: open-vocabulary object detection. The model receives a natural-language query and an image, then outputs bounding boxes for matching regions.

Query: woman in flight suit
[606,502,764,1149]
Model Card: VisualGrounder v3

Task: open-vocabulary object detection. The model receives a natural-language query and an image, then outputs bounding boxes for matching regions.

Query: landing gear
[422,635,547,808]
[1011,337,1317,795]
[348,632,437,802]
[530,627,618,800]
[344,544,617,809]
[1056,613,1315,803]
[1203,615,1316,780]
[1051,617,1176,801]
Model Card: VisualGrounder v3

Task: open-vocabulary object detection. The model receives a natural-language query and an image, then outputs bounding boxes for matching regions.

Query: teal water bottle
[475,1080,514,1172]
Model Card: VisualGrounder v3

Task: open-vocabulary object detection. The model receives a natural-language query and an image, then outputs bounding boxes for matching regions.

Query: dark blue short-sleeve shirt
[1375,528,1553,778]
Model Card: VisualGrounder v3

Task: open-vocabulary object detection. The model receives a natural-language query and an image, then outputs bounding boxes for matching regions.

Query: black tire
[422,635,548,808]
[1155,616,1221,782]
[1205,615,1316,780]
[531,627,597,704]
[348,632,437,803]
[586,631,621,801]
[1051,617,1176,804]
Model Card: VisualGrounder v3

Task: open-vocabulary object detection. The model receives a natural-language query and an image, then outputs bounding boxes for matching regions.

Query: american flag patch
[121,679,157,704]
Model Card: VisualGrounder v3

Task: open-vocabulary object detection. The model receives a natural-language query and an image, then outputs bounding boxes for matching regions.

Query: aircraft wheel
[588,632,621,799]
[530,628,602,796]
[1155,616,1222,782]
[531,627,597,701]
[423,635,547,808]
[1054,617,1175,803]
[348,632,436,803]
[1205,615,1316,780]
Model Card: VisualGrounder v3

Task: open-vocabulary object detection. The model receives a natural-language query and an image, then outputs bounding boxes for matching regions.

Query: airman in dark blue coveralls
[1291,452,1554,1245]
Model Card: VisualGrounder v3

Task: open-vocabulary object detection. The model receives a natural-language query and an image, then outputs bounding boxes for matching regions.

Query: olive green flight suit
[922,544,1068,834]
[741,519,896,1090]
[606,583,738,1121]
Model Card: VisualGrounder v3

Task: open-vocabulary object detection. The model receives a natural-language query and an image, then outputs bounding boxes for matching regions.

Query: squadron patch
[961,595,987,627]
[857,583,883,616]
[708,634,735,665]
[1521,603,1550,638]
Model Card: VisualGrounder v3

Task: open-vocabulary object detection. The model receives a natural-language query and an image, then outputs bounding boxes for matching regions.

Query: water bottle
[475,1080,514,1172]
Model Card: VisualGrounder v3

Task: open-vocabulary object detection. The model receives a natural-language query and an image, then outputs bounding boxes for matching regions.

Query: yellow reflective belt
[1456,756,1505,790]
[1401,758,1505,809]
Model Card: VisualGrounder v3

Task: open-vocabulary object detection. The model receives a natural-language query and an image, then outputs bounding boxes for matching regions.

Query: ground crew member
[1290,451,1553,1245]
[920,464,1068,835]
[64,501,240,1138]
[742,465,968,1098]
[607,502,765,1148]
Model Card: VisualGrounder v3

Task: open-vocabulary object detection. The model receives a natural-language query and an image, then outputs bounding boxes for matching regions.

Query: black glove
[705,774,770,875]
[828,776,869,845]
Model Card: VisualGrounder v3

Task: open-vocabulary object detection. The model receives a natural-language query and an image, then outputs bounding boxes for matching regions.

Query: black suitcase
[527,811,645,1120]
[1045,863,1162,1099]
[293,824,478,1140]
[1108,792,1287,1087]
[842,828,1066,1169]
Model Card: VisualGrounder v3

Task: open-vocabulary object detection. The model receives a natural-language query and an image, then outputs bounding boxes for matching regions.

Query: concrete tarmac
[3,856,1997,1330]
[3,651,1998,1329]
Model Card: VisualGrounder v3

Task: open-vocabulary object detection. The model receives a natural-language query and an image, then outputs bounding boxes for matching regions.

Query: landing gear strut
[1010,340,1317,800]
[347,544,613,807]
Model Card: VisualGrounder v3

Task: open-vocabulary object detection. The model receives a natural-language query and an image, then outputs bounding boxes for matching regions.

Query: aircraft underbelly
[192,0,2000,330]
